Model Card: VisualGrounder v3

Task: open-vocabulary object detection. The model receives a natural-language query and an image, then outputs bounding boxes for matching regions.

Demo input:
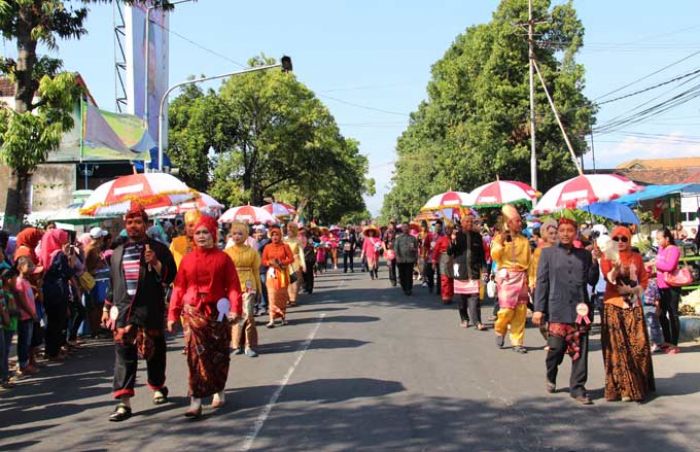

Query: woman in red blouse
[168,215,242,418]
[262,226,295,328]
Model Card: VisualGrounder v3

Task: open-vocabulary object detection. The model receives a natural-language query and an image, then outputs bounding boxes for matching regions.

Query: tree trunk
[3,171,32,234]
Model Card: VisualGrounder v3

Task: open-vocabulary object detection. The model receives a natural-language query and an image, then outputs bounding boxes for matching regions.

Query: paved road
[2,268,700,451]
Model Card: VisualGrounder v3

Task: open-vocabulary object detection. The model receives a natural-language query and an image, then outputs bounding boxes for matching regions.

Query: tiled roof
[616,157,700,170]
[615,168,700,185]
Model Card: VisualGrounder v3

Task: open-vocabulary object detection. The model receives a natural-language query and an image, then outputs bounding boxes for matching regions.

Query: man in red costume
[102,203,177,422]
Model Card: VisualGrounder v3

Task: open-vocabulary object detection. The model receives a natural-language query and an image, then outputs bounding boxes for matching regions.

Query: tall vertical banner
[124,2,170,150]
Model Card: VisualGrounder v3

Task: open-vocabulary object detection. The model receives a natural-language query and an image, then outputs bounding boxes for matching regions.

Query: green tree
[382,0,594,220]
[0,0,173,231]
[168,56,371,224]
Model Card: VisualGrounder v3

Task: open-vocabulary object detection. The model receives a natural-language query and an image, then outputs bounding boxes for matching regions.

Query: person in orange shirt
[262,227,295,328]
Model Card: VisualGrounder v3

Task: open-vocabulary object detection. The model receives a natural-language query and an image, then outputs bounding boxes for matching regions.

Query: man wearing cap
[101,204,177,421]
[533,218,600,405]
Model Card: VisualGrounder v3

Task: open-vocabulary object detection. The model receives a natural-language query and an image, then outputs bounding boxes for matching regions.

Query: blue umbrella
[584,201,639,225]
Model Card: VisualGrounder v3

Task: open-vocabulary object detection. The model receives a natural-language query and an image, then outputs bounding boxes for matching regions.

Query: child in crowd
[14,256,38,376]
[1,268,19,387]
[643,265,665,353]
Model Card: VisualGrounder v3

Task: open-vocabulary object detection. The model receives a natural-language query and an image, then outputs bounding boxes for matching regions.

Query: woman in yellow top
[528,219,557,347]
[284,223,306,307]
[224,222,262,358]
[170,210,202,268]
[491,205,532,354]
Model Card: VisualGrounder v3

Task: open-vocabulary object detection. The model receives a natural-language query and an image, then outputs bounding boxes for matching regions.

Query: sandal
[184,406,203,419]
[476,324,488,331]
[109,403,132,422]
[153,387,169,405]
[266,322,275,329]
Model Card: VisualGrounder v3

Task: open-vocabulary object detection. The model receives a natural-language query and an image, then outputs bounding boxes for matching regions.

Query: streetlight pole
[157,58,292,171]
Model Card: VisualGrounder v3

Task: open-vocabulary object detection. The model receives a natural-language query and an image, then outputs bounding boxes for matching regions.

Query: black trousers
[388,259,397,286]
[458,294,481,324]
[113,332,166,398]
[343,252,354,272]
[45,301,68,357]
[659,287,681,345]
[546,332,589,397]
[423,262,435,292]
[303,261,315,294]
[435,265,442,296]
[397,263,414,294]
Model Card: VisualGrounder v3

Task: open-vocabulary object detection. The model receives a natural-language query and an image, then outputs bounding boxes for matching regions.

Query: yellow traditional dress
[225,244,262,349]
[491,233,532,347]
[284,237,305,305]
[170,235,194,269]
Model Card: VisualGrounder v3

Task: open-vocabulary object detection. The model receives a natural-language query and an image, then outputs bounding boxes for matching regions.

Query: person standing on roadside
[654,228,681,353]
[533,218,599,405]
[394,223,418,296]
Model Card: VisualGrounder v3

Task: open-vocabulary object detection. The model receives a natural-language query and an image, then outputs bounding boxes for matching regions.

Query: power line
[596,67,700,106]
[319,94,410,117]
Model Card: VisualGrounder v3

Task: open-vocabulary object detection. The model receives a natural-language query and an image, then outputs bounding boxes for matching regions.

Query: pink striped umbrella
[469,180,538,207]
[262,202,297,218]
[532,174,642,215]
[219,205,276,224]
[421,191,473,211]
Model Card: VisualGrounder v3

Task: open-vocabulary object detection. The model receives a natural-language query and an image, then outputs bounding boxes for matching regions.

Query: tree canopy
[168,56,373,225]
[381,0,594,221]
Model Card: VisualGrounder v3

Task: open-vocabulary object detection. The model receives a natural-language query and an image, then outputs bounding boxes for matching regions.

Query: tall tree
[168,56,372,224]
[382,0,594,221]
[0,0,172,232]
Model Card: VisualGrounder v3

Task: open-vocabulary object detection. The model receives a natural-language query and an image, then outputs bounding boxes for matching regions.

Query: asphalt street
[2,267,700,451]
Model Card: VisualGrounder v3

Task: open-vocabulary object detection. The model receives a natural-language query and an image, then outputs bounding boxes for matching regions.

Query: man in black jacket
[341,226,357,273]
[448,213,488,330]
[533,218,599,406]
[102,204,177,421]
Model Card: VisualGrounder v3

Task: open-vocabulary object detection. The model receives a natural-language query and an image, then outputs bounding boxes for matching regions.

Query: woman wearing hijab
[168,215,242,418]
[15,227,44,265]
[40,229,76,360]
[261,226,295,327]
[225,222,262,358]
[600,226,655,402]
[284,223,305,307]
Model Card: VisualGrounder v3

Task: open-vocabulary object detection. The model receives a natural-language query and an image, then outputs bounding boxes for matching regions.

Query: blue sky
[3,0,699,214]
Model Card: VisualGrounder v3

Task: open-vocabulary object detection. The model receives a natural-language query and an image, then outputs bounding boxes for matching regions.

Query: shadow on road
[256,338,369,355]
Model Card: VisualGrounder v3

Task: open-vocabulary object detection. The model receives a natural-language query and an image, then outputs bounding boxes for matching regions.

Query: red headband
[125,202,148,222]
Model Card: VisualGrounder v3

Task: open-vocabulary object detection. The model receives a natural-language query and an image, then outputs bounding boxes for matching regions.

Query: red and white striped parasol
[219,205,276,224]
[469,180,538,207]
[153,192,225,216]
[80,173,196,216]
[262,202,297,218]
[532,174,642,215]
[421,191,473,211]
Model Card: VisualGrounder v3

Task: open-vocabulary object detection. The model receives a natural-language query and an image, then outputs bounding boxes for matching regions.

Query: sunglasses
[612,236,629,243]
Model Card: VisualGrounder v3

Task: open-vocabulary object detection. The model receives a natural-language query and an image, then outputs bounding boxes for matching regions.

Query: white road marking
[240,313,326,451]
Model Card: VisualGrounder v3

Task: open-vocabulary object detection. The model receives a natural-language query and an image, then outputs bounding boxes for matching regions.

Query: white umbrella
[532,174,641,215]
[219,205,276,224]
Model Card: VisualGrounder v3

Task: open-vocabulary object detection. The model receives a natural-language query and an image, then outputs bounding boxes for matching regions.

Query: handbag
[454,279,480,295]
[78,271,96,292]
[289,270,299,284]
[665,266,693,287]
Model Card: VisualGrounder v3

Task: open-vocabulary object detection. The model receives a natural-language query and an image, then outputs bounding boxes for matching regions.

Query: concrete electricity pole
[528,0,537,191]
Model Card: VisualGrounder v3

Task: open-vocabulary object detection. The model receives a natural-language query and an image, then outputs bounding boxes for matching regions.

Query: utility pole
[528,0,537,191]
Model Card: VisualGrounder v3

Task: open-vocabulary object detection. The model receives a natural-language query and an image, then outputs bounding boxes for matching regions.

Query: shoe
[232,348,243,355]
[621,396,632,402]
[258,309,268,316]
[109,404,132,422]
[266,322,275,329]
[495,335,505,348]
[245,348,258,358]
[153,387,169,405]
[476,324,488,331]
[19,365,39,376]
[512,346,528,354]
[546,382,556,394]
[572,394,593,405]
[460,321,468,328]
[185,406,203,418]
[211,391,225,409]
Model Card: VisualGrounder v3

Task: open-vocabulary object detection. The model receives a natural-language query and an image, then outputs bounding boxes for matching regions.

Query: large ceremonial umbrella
[154,192,225,216]
[532,174,641,215]
[469,180,538,207]
[80,173,196,216]
[583,201,640,225]
[219,205,276,224]
[421,191,473,211]
[262,202,296,218]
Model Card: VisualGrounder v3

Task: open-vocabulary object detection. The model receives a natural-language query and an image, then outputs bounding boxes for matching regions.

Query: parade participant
[225,222,261,358]
[394,223,418,296]
[529,219,558,344]
[654,227,681,352]
[316,228,330,273]
[169,210,202,268]
[284,222,305,307]
[384,221,398,286]
[599,225,655,402]
[360,226,384,280]
[491,204,531,353]
[448,213,488,330]
[14,227,43,265]
[533,218,599,405]
[262,226,295,327]
[329,227,340,271]
[341,226,357,273]
[168,215,242,417]
[40,229,76,361]
[433,223,454,304]
[253,225,271,315]
[418,221,435,293]
[102,204,176,422]
[301,228,316,294]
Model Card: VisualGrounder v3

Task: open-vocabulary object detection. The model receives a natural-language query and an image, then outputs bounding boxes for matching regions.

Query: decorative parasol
[532,174,641,215]
[219,205,276,224]
[80,173,196,216]
[262,202,297,218]
[469,180,538,207]
[421,191,473,211]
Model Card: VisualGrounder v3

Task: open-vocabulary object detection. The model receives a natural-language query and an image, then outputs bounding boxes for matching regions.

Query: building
[614,157,700,185]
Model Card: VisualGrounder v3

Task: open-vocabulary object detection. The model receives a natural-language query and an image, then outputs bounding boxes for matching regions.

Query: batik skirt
[184,305,232,398]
